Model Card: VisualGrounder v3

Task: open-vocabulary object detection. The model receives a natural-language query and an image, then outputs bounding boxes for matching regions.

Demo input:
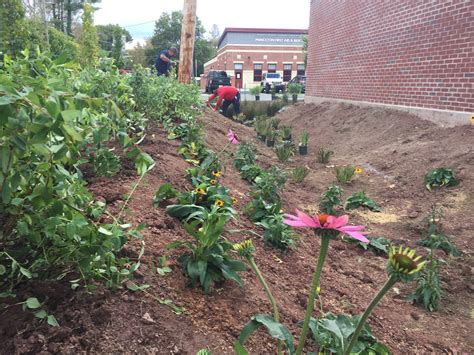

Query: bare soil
[1,102,473,354]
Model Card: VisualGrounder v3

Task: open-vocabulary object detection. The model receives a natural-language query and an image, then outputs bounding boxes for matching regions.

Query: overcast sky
[94,0,310,45]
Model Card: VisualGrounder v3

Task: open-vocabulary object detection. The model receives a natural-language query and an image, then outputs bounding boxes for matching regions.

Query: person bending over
[155,47,177,76]
[206,85,241,117]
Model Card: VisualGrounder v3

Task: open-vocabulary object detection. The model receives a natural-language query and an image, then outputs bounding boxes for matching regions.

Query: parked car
[205,71,231,93]
[287,75,306,93]
[261,73,285,93]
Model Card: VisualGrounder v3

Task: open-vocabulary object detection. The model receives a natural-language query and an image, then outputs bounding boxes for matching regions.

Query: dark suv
[205,71,231,93]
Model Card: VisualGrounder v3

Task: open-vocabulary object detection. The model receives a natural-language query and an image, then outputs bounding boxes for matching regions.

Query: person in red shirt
[206,85,241,116]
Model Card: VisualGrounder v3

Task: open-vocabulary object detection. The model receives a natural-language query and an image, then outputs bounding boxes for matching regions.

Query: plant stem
[295,234,331,355]
[247,256,282,355]
[344,276,397,355]
[118,173,145,220]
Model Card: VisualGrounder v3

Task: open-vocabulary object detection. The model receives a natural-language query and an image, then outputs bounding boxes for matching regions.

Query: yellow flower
[195,187,206,195]
[212,170,222,177]
[231,197,238,205]
[388,246,426,278]
[215,199,224,207]
[210,179,217,185]
[354,167,363,174]
[233,239,255,257]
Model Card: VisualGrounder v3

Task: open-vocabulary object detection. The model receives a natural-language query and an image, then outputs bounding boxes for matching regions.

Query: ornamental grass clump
[283,211,368,354]
[292,166,310,183]
[316,147,333,164]
[335,165,355,184]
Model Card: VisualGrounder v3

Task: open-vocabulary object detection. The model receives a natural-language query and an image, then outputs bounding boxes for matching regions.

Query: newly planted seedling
[319,184,344,215]
[292,166,310,183]
[316,147,334,164]
[335,166,356,184]
[345,191,382,212]
[425,168,458,190]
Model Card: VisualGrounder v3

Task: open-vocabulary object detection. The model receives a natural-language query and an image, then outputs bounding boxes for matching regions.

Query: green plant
[234,143,257,171]
[345,236,390,254]
[335,165,355,184]
[92,148,121,177]
[240,164,264,183]
[78,3,99,66]
[303,313,389,354]
[280,126,292,140]
[316,147,334,164]
[167,211,247,293]
[345,191,382,212]
[155,255,172,276]
[287,83,303,95]
[344,246,426,354]
[249,86,261,96]
[256,214,295,251]
[275,145,293,163]
[418,207,460,256]
[254,116,269,137]
[233,240,288,355]
[299,131,309,146]
[319,184,343,214]
[153,183,179,206]
[408,251,443,312]
[292,166,310,183]
[425,168,458,190]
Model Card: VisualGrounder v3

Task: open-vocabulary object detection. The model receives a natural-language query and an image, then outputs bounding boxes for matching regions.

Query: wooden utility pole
[178,0,197,84]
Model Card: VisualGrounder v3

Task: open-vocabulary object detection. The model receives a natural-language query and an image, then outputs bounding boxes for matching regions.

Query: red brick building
[305,1,474,124]
[203,28,307,90]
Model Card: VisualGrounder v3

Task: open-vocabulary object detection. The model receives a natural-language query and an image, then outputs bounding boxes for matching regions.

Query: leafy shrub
[168,211,247,293]
[316,147,334,164]
[234,143,257,171]
[409,252,443,312]
[335,165,355,183]
[418,206,460,256]
[345,191,381,212]
[249,86,261,96]
[240,164,264,183]
[292,166,310,183]
[425,168,458,190]
[92,148,121,177]
[0,52,152,293]
[287,83,303,95]
[303,313,389,354]
[256,213,295,251]
[319,184,343,214]
[254,116,270,137]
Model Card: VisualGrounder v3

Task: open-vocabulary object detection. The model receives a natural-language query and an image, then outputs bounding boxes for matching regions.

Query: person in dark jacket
[155,47,177,76]
[206,85,241,117]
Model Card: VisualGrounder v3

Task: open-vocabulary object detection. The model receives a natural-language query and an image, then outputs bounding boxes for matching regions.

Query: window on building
[297,64,305,76]
[283,64,292,82]
[268,63,277,73]
[253,63,262,82]
[234,63,243,70]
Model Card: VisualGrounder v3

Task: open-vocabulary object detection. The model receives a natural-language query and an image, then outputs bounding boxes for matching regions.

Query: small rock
[408,211,419,219]
[141,312,155,325]
[410,312,420,321]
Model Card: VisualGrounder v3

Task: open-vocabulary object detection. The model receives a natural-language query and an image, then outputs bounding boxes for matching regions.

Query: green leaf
[238,314,294,353]
[26,297,41,309]
[34,310,47,319]
[234,341,249,355]
[47,315,59,327]
[0,265,6,275]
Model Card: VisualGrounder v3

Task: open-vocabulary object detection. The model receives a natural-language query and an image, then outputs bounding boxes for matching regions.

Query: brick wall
[306,0,474,113]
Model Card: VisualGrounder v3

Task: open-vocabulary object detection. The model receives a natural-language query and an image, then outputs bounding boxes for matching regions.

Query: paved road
[202,91,305,102]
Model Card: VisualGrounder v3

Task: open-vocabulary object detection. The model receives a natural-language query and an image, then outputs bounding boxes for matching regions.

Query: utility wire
[123,20,156,28]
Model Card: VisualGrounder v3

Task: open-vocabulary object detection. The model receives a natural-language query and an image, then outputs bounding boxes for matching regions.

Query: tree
[302,35,308,66]
[96,24,132,53]
[78,3,99,66]
[48,0,101,36]
[146,11,216,76]
[208,24,220,47]
[0,0,28,57]
[127,40,151,67]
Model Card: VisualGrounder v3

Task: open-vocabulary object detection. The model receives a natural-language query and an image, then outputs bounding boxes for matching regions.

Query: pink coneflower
[283,210,369,243]
[227,129,239,144]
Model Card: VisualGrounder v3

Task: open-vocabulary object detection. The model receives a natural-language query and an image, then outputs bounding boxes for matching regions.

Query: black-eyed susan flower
[212,170,222,177]
[195,187,206,195]
[210,179,217,185]
[233,239,255,257]
[215,199,224,207]
[231,197,238,205]
[388,245,426,281]
[354,167,363,174]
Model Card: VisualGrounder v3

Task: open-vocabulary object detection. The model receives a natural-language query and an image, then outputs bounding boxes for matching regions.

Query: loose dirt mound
[1,103,473,354]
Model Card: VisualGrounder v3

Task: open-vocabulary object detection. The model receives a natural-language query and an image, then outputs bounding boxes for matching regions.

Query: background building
[202,28,307,90]
[305,1,474,125]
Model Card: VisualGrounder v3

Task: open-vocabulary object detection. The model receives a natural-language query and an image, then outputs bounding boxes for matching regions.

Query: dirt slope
[1,102,472,354]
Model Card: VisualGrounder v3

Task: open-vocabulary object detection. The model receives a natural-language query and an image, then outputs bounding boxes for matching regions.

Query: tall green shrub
[0,0,28,58]
[78,3,99,66]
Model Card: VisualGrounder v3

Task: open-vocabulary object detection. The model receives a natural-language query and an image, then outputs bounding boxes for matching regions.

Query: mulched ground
[1,102,473,354]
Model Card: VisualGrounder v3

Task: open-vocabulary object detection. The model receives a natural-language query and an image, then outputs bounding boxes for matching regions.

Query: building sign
[219,32,306,48]
[254,35,303,44]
